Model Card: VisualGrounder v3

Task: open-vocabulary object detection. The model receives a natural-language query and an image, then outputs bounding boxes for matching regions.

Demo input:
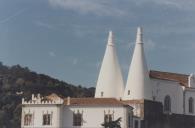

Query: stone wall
[142,100,195,128]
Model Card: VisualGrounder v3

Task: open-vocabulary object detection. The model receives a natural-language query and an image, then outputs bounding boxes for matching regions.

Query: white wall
[184,89,195,115]
[63,105,131,128]
[151,78,184,114]
[21,104,133,128]
[21,104,63,128]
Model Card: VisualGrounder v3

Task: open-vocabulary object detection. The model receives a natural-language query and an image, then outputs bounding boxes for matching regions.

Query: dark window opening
[101,92,104,97]
[73,112,82,126]
[164,95,171,113]
[134,120,139,128]
[104,114,113,124]
[24,114,32,126]
[189,97,194,113]
[128,90,130,95]
[128,113,132,128]
[43,114,52,125]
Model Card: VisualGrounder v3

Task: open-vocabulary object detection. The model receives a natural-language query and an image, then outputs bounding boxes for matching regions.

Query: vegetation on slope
[0,62,95,128]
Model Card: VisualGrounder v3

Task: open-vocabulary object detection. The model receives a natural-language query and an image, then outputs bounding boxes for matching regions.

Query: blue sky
[0,0,195,87]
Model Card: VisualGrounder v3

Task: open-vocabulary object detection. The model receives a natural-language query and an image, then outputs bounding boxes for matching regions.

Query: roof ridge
[150,70,189,76]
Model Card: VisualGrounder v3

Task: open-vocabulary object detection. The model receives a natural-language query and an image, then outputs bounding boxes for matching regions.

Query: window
[101,92,104,97]
[152,96,156,101]
[128,90,130,95]
[104,114,113,124]
[128,112,133,128]
[164,95,171,113]
[73,112,82,126]
[189,97,194,113]
[134,120,139,128]
[43,114,52,125]
[152,91,156,101]
[24,114,32,126]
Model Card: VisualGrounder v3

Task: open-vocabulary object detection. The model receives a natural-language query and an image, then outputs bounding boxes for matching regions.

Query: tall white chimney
[95,31,124,99]
[123,27,152,100]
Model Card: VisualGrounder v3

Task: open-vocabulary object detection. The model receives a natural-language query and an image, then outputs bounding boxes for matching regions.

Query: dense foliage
[101,117,122,128]
[0,62,95,128]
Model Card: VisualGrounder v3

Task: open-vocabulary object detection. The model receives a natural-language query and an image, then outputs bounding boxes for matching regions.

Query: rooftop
[150,70,189,87]
[64,97,128,106]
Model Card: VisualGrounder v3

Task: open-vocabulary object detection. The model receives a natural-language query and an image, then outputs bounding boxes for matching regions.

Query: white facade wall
[21,104,63,128]
[63,105,131,128]
[184,89,195,115]
[151,78,184,114]
[21,104,132,128]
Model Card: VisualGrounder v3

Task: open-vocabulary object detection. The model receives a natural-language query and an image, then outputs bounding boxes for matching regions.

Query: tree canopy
[0,62,95,128]
[101,117,122,128]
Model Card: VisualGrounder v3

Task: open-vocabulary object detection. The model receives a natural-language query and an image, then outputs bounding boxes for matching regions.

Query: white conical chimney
[123,27,152,100]
[95,31,124,99]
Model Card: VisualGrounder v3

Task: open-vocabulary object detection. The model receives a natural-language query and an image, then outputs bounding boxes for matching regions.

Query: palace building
[21,27,195,128]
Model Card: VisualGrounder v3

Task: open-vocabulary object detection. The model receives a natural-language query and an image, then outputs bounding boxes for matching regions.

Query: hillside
[0,62,95,128]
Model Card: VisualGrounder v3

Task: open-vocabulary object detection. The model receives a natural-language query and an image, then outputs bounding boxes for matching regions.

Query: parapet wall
[22,94,64,105]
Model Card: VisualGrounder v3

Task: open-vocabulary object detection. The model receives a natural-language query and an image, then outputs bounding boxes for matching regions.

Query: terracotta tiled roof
[64,98,128,106]
[150,70,189,87]
[122,99,144,104]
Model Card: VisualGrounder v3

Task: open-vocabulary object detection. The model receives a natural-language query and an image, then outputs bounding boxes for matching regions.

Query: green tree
[101,117,122,128]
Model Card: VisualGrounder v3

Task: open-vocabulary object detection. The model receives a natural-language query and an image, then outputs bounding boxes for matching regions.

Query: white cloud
[135,0,195,10]
[49,51,56,57]
[48,0,195,17]
[48,0,126,16]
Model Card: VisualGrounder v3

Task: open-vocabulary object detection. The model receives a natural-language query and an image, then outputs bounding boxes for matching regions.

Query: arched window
[189,97,194,113]
[73,111,83,126]
[43,114,52,125]
[104,114,112,124]
[24,114,32,126]
[101,92,104,97]
[164,95,171,113]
